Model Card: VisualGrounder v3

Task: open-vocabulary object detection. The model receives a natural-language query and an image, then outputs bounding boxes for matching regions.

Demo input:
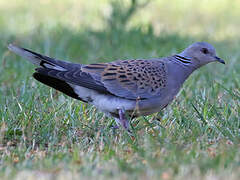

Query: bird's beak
[215,56,225,64]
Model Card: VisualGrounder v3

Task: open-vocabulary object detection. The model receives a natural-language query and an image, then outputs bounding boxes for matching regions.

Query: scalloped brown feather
[82,59,167,99]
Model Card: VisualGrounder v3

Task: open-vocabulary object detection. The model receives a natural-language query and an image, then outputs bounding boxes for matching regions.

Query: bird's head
[179,42,225,67]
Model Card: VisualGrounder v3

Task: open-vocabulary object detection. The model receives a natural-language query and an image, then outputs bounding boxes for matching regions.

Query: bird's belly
[92,93,136,113]
[71,85,178,118]
[131,93,177,117]
[71,85,135,113]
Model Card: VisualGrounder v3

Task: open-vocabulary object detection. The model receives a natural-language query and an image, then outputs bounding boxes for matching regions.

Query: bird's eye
[201,48,208,54]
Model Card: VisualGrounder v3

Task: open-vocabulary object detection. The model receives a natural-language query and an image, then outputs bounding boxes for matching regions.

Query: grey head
[178,42,225,68]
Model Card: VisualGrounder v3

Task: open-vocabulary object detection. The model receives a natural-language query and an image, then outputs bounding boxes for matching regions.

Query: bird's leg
[114,108,131,133]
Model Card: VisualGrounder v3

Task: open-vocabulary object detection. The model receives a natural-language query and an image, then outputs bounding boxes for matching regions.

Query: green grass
[0,0,240,179]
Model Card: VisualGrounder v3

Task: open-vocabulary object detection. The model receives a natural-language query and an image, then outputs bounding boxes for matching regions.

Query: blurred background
[0,0,239,179]
[1,0,240,38]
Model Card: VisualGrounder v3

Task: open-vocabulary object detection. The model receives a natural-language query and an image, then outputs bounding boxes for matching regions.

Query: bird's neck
[171,58,199,85]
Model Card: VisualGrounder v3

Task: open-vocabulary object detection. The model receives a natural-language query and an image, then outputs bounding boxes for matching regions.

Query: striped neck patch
[174,55,191,64]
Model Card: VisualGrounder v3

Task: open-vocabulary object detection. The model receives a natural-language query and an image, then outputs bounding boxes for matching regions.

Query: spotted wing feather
[82,59,167,99]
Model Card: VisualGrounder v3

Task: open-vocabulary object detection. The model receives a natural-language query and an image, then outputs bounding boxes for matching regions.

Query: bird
[8,42,225,133]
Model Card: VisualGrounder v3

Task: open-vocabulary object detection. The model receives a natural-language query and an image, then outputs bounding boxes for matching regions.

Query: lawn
[0,0,239,179]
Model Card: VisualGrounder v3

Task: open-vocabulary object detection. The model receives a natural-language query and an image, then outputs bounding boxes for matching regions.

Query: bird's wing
[82,59,168,100]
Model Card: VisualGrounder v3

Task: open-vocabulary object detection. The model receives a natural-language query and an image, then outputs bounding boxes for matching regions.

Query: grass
[0,0,240,179]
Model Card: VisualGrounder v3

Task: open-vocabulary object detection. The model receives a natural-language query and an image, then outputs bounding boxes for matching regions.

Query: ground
[0,0,239,179]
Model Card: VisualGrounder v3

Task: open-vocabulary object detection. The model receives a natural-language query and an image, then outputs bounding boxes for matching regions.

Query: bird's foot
[114,108,133,135]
